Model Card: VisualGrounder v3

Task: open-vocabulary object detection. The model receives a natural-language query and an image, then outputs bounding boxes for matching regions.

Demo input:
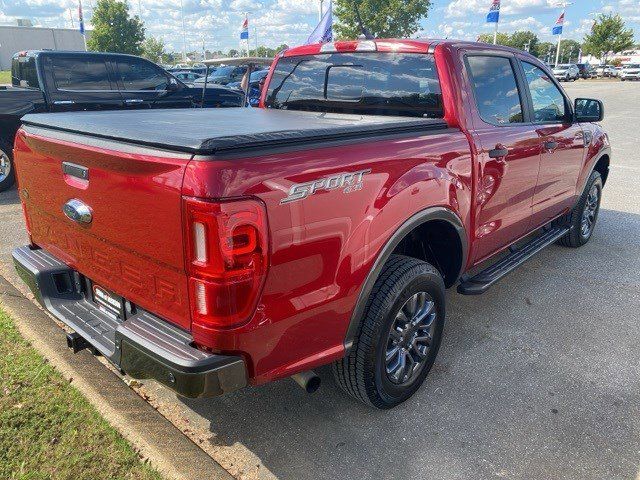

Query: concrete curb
[0,273,234,480]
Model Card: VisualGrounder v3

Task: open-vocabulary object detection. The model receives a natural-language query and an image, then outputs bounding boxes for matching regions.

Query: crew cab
[0,50,243,192]
[11,39,610,409]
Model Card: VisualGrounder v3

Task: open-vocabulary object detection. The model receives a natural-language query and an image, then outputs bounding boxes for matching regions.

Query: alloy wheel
[581,184,599,238]
[0,150,10,183]
[385,291,437,385]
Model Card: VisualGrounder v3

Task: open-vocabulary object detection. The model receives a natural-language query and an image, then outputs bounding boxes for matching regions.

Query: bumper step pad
[12,245,247,397]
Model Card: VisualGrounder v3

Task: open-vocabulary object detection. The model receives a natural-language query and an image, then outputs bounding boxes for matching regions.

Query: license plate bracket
[91,283,124,320]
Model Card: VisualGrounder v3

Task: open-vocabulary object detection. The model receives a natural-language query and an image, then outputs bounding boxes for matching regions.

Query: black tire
[0,138,16,193]
[556,171,602,248]
[333,255,446,409]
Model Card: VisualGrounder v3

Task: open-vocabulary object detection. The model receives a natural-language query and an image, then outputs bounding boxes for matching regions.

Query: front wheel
[333,255,445,409]
[557,171,602,248]
[0,139,15,193]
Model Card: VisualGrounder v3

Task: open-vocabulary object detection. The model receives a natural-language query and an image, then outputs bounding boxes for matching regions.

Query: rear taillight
[183,197,269,331]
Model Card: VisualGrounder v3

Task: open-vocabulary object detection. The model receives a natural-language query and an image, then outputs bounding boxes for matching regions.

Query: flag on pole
[552,12,564,35]
[240,16,249,40]
[78,0,85,35]
[307,1,333,44]
[486,0,500,23]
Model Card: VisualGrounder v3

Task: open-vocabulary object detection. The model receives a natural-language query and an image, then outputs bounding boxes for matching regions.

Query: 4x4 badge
[280,168,371,204]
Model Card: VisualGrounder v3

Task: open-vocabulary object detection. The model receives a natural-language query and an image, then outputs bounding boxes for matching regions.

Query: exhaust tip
[291,371,321,394]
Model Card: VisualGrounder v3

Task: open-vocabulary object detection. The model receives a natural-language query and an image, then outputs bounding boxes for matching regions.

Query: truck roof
[21,108,448,156]
[13,50,146,61]
[284,38,538,60]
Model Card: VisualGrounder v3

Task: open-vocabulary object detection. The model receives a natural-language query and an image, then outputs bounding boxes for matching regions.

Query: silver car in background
[620,64,640,81]
[552,64,580,81]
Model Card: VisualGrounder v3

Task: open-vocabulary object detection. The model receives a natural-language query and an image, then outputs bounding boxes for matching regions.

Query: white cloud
[445,0,556,18]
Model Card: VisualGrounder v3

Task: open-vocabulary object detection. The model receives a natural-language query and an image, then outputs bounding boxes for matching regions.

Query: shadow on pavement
[177,209,640,480]
[0,188,19,206]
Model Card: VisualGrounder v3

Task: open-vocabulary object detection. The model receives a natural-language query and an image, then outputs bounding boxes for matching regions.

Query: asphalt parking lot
[0,80,638,480]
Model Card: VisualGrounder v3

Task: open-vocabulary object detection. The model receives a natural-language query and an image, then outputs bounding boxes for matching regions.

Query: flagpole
[555,23,562,66]
[493,21,498,44]
[79,0,87,51]
[180,0,187,62]
[245,13,250,57]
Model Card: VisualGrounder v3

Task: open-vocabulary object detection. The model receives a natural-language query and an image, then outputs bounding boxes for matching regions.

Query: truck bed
[21,108,449,156]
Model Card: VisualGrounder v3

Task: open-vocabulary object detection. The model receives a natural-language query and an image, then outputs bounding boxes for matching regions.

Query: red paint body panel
[182,132,473,382]
[12,39,610,387]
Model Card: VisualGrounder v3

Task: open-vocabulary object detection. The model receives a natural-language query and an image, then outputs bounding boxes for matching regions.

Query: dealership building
[0,25,88,71]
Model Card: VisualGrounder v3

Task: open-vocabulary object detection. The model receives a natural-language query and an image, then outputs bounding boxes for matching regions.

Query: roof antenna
[353,0,374,40]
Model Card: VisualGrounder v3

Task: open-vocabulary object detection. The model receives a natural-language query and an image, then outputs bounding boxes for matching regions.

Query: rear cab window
[11,54,40,89]
[264,52,444,118]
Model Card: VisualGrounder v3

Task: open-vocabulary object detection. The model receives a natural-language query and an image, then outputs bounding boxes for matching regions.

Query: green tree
[507,31,539,56]
[334,0,432,39]
[477,32,511,45]
[227,48,240,57]
[582,14,634,62]
[557,39,581,63]
[141,37,165,63]
[87,0,145,55]
[477,31,540,56]
[249,44,290,58]
[537,41,555,61]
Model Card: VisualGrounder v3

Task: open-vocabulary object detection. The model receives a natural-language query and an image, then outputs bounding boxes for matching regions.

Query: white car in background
[552,64,579,81]
[620,64,640,81]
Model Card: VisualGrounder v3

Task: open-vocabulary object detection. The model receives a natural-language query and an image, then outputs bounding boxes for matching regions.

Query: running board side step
[457,226,570,295]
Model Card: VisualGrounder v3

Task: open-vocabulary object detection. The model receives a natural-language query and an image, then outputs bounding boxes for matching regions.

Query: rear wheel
[556,171,602,248]
[333,255,445,409]
[0,139,15,193]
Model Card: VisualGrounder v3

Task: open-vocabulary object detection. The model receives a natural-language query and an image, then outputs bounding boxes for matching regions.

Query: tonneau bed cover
[21,108,449,156]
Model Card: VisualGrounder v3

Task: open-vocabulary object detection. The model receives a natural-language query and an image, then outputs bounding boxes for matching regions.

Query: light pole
[319,0,324,22]
[180,0,187,62]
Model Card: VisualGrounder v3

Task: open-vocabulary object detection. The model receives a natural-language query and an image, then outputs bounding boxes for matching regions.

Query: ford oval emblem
[63,199,93,225]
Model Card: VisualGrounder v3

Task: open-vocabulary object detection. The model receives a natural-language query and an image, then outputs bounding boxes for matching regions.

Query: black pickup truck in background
[0,50,244,191]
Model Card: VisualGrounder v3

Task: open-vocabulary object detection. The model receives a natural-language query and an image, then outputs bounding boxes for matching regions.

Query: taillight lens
[184,197,269,331]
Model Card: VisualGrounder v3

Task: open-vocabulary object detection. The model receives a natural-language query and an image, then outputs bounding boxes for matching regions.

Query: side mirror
[574,98,603,122]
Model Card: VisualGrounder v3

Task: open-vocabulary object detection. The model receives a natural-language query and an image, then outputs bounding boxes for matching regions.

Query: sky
[0,0,638,54]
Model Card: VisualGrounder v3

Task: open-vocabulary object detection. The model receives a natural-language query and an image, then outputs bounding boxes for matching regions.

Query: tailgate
[14,126,193,330]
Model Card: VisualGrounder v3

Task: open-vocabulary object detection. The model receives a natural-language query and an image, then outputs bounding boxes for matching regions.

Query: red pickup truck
[12,39,610,409]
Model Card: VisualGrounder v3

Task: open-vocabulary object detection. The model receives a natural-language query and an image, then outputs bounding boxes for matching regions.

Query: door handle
[124,99,144,104]
[544,141,558,151]
[488,147,509,159]
[52,100,75,105]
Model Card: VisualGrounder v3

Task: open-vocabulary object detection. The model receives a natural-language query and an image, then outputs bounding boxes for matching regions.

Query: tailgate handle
[62,162,89,180]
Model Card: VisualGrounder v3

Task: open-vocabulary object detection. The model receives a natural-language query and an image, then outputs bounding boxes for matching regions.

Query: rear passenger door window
[51,56,113,91]
[467,56,524,125]
[45,55,124,112]
[521,62,567,122]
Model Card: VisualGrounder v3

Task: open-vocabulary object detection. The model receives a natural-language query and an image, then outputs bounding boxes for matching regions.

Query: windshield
[625,64,640,69]
[555,65,570,70]
[212,66,235,77]
[264,52,444,118]
[251,70,268,82]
